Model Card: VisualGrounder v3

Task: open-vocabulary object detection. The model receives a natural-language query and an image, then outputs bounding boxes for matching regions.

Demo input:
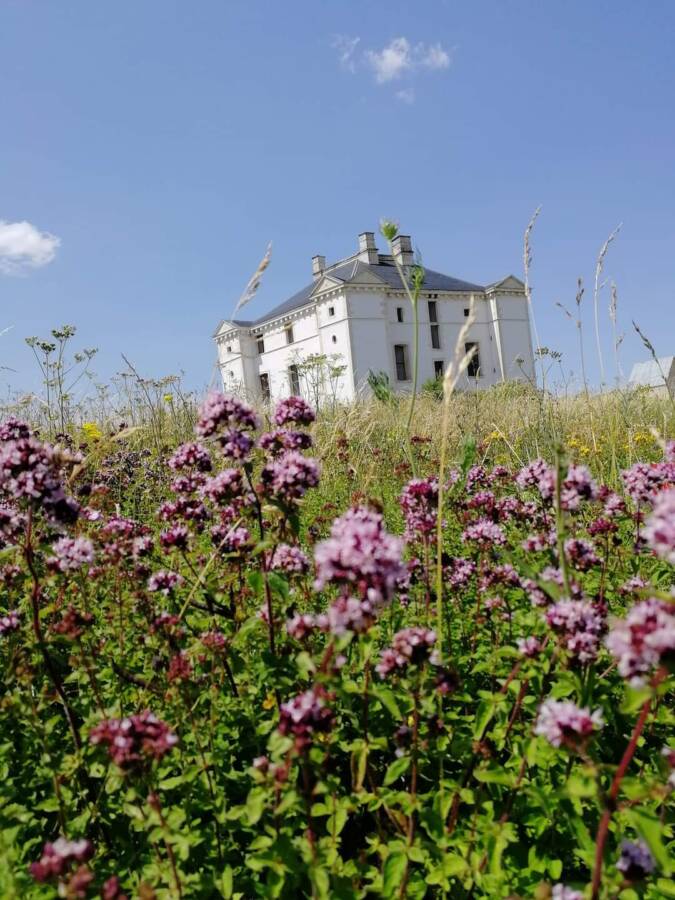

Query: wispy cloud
[0,220,60,275]
[333,35,453,102]
[395,87,416,104]
[332,35,361,73]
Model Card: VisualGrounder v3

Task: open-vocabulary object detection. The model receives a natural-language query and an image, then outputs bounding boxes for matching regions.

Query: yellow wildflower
[81,422,102,442]
[262,693,276,710]
[164,393,174,404]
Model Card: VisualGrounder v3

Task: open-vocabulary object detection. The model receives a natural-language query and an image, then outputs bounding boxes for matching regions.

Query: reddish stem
[590,667,666,899]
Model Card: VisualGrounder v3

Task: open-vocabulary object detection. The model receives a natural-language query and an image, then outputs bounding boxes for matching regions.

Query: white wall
[216,284,535,403]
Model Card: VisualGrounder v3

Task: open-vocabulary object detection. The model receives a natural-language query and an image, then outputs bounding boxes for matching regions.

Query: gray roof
[232,258,484,328]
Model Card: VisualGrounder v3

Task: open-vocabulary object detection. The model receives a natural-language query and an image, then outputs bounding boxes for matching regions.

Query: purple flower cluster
[261,451,320,504]
[0,609,20,636]
[90,711,178,768]
[219,429,255,461]
[278,686,333,748]
[196,392,259,438]
[0,422,80,523]
[400,476,438,541]
[200,468,244,505]
[29,837,93,883]
[147,570,184,595]
[622,460,674,506]
[314,506,406,604]
[269,543,310,574]
[516,459,555,500]
[606,597,675,680]
[643,488,675,564]
[318,595,379,636]
[273,396,316,427]
[445,556,476,588]
[376,626,438,677]
[0,503,24,548]
[552,886,583,900]
[534,698,603,748]
[616,840,655,880]
[564,537,600,571]
[259,429,313,455]
[462,518,506,549]
[517,636,543,658]
[167,442,212,472]
[286,613,316,640]
[545,599,604,663]
[48,536,95,573]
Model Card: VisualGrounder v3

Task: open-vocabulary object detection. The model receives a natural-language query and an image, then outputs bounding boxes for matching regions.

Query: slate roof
[229,257,484,329]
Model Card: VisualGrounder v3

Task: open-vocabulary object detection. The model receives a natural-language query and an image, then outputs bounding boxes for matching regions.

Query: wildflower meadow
[0,361,673,900]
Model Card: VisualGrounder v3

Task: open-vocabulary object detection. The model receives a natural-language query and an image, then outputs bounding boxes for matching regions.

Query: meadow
[0,333,674,899]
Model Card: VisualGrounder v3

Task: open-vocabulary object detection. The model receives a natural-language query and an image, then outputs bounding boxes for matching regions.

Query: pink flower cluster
[195,392,259,438]
[48,536,95,573]
[622,459,674,506]
[606,597,675,680]
[278,686,333,748]
[552,887,582,900]
[259,429,313,455]
[0,609,20,636]
[29,837,93,882]
[376,626,438,677]
[314,506,406,604]
[200,468,244,505]
[90,711,178,768]
[400,477,439,541]
[147,570,184,594]
[0,422,80,524]
[462,518,506,549]
[642,488,675,564]
[534,698,603,748]
[261,451,320,503]
[545,599,604,663]
[167,442,212,472]
[269,543,310,574]
[272,396,316,427]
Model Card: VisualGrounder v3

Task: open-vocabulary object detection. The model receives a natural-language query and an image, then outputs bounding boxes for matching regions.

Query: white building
[213,231,535,404]
[628,357,675,395]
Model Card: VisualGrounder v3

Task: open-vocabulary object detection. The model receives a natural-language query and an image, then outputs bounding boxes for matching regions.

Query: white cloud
[332,34,361,73]
[366,37,412,83]
[335,36,453,101]
[0,220,60,275]
[395,87,416,104]
[419,43,452,71]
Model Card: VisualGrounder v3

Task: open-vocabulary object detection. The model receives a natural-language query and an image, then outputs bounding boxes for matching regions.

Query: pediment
[310,274,345,296]
[486,275,526,293]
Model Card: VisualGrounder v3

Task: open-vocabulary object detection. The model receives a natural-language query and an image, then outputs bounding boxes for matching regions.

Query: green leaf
[626,808,673,876]
[383,756,411,787]
[382,852,408,898]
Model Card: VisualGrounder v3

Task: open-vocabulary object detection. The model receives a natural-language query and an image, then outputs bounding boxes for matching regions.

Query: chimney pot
[312,255,326,279]
[357,231,379,264]
[391,234,414,267]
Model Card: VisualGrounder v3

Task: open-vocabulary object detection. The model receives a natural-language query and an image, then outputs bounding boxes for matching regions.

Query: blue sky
[1,0,674,393]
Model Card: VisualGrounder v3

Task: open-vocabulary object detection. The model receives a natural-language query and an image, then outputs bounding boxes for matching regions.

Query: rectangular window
[434,360,444,378]
[259,373,270,402]
[394,344,409,381]
[256,335,265,354]
[288,364,300,395]
[396,307,404,323]
[430,323,441,349]
[285,325,294,344]
[463,308,470,317]
[428,300,438,322]
[465,342,481,377]
[328,306,335,317]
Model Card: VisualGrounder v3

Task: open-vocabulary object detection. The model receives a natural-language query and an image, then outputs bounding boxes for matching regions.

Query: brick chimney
[312,255,326,279]
[391,235,414,267]
[357,231,379,264]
